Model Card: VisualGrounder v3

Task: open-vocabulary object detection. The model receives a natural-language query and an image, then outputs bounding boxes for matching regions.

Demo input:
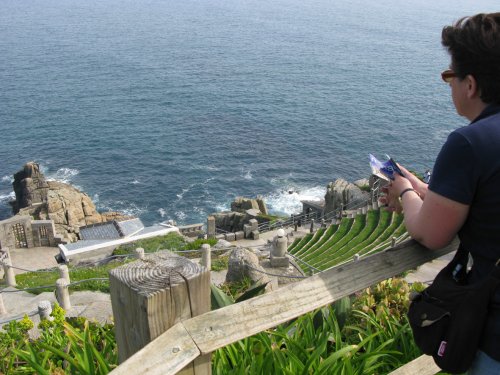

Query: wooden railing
[109,238,458,375]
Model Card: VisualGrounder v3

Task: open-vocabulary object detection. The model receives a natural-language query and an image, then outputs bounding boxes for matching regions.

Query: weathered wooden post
[309,219,314,233]
[58,264,70,283]
[135,247,145,260]
[109,251,211,374]
[3,257,16,287]
[0,293,7,316]
[38,300,53,321]
[56,278,71,310]
[201,244,211,271]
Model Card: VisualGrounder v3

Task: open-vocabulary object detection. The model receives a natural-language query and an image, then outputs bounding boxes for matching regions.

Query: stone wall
[0,216,61,249]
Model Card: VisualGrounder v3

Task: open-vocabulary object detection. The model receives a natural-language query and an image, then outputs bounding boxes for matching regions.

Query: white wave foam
[130,180,141,185]
[46,168,79,183]
[98,200,147,217]
[264,185,326,216]
[0,192,15,202]
[1,175,13,183]
[176,188,189,200]
[158,208,167,218]
[215,202,230,212]
[243,170,253,180]
[433,129,453,141]
[175,211,187,221]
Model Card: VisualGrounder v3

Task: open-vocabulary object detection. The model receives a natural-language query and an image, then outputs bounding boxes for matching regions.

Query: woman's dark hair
[442,13,500,104]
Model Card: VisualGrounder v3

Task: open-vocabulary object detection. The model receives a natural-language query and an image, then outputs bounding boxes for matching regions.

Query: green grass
[292,228,325,257]
[15,262,125,294]
[14,232,224,295]
[211,255,229,272]
[321,210,380,268]
[113,232,188,254]
[308,214,366,270]
[301,218,353,264]
[290,233,314,255]
[357,213,404,255]
[213,278,424,374]
[287,237,302,254]
[300,224,339,256]
[348,209,392,255]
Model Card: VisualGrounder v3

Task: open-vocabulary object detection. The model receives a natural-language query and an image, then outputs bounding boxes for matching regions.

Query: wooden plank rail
[110,238,458,375]
[388,354,441,375]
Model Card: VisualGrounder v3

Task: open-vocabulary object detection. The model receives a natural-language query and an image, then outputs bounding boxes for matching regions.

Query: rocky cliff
[324,178,368,214]
[12,162,130,242]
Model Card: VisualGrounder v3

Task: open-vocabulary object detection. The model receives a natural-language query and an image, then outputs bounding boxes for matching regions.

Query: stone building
[0,216,61,249]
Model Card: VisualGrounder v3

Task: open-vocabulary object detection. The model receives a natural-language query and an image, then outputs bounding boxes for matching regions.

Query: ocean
[0,0,497,226]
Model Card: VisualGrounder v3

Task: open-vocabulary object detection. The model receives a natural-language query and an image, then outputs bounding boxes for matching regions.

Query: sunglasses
[441,69,456,83]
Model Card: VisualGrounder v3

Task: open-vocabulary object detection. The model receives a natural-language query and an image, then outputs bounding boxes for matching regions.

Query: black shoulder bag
[407,244,500,374]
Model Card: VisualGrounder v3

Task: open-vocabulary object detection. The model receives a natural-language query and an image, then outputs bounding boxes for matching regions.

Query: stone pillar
[58,264,70,283]
[38,300,53,321]
[372,201,379,210]
[3,257,16,287]
[135,247,145,260]
[207,216,216,239]
[56,278,71,310]
[249,219,259,240]
[0,293,7,316]
[201,244,211,270]
[310,219,315,233]
[271,229,289,267]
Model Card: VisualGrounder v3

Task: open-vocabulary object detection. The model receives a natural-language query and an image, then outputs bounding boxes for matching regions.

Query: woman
[382,13,500,374]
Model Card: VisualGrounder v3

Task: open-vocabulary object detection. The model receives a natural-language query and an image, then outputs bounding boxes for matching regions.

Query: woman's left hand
[389,173,413,196]
[381,174,413,212]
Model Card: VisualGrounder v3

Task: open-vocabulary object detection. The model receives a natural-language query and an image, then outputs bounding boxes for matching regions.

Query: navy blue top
[429,104,500,360]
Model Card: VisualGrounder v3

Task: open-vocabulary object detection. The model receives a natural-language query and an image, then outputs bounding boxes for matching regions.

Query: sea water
[0,0,497,225]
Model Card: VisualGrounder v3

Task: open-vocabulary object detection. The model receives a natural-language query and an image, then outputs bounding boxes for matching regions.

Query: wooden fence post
[56,278,71,310]
[109,251,211,374]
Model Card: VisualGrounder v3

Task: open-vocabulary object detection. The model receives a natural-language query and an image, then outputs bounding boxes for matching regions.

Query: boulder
[11,162,132,243]
[225,248,270,285]
[324,178,368,215]
[213,239,233,249]
[231,197,268,215]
